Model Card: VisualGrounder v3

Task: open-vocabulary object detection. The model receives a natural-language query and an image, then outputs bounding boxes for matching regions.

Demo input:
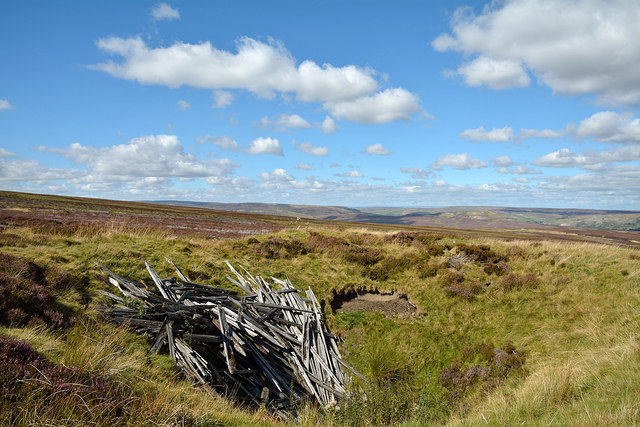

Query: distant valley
[153,201,640,231]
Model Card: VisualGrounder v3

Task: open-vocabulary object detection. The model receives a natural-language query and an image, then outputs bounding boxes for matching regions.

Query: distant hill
[153,201,640,231]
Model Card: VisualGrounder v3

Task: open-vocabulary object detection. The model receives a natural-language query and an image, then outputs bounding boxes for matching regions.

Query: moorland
[1,190,639,425]
[155,200,640,231]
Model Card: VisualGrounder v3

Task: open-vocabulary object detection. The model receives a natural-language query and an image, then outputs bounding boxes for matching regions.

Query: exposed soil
[331,290,417,316]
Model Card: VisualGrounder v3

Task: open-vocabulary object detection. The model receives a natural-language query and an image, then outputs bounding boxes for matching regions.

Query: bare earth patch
[332,291,417,316]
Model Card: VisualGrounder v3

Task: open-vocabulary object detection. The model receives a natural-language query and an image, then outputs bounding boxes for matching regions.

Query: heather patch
[445,282,486,301]
[0,253,74,326]
[0,337,135,423]
[341,245,385,266]
[366,253,423,281]
[439,341,526,410]
[306,231,350,252]
[500,273,540,291]
[249,236,307,259]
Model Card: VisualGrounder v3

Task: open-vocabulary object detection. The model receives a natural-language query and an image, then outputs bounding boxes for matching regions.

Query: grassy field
[1,191,639,425]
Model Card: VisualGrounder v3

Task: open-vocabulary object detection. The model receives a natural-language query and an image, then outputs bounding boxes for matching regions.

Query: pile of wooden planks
[96,258,362,417]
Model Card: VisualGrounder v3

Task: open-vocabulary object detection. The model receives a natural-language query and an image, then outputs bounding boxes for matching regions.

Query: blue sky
[1,0,639,209]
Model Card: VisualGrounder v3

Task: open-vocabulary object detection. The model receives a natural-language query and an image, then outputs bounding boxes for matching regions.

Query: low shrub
[418,263,441,278]
[0,337,164,425]
[500,273,540,291]
[305,231,350,253]
[506,245,528,259]
[346,232,383,246]
[342,245,384,267]
[425,243,446,257]
[366,253,420,281]
[445,282,485,301]
[0,253,71,326]
[0,233,29,247]
[439,341,526,409]
[483,260,510,276]
[441,269,465,286]
[414,234,446,246]
[456,244,506,264]
[453,243,510,276]
[250,237,307,259]
[383,232,417,245]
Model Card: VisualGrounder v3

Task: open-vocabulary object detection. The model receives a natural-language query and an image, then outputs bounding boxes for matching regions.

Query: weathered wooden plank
[218,308,237,374]
[165,256,190,282]
[337,358,367,382]
[182,333,222,343]
[287,351,321,403]
[97,289,124,303]
[253,302,315,314]
[225,261,253,293]
[149,317,169,355]
[146,261,172,301]
[244,340,287,393]
[95,262,149,299]
[166,320,176,361]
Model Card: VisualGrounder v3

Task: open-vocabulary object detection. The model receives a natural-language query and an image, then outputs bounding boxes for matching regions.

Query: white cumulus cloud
[325,88,422,124]
[576,111,640,143]
[496,165,542,175]
[261,114,312,130]
[363,143,391,156]
[93,36,425,123]
[459,126,515,142]
[334,170,364,178]
[94,37,377,103]
[151,3,179,21]
[400,167,430,179]
[0,99,14,111]
[319,116,338,134]
[52,134,237,178]
[294,162,315,170]
[259,168,292,182]
[0,157,85,182]
[293,141,328,156]
[245,137,283,155]
[211,90,233,108]
[433,0,640,105]
[431,153,487,170]
[533,145,640,170]
[177,100,190,110]
[492,156,515,167]
[201,135,238,151]
[457,56,530,90]
[519,128,564,140]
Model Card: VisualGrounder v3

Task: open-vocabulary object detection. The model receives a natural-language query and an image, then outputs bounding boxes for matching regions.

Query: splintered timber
[96,258,362,418]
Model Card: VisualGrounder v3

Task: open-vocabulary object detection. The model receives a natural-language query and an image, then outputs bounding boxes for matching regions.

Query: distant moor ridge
[154,201,640,232]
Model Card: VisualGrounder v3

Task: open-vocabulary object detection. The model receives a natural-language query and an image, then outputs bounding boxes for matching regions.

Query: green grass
[0,216,639,425]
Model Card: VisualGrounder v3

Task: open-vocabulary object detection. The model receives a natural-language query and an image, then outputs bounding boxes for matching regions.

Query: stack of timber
[96,258,362,417]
